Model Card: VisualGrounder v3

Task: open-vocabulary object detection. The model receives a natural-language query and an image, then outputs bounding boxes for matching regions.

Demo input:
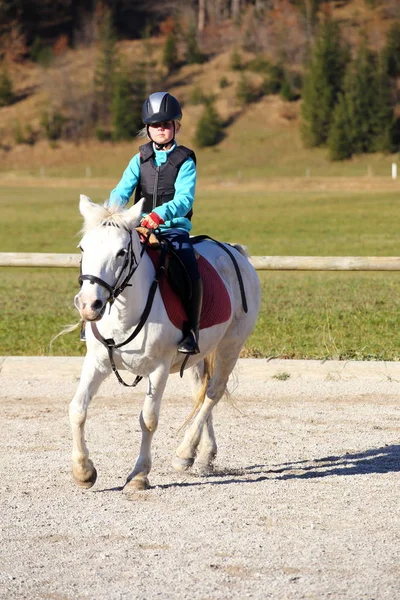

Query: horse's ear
[79,194,106,226]
[123,197,146,228]
[79,194,92,212]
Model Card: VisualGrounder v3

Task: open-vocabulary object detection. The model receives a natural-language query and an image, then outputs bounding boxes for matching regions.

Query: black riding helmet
[142,92,182,125]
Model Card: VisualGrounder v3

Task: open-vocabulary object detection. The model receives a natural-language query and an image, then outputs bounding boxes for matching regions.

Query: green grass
[1,186,103,252]
[195,120,399,179]
[1,268,84,356]
[250,271,400,360]
[2,185,400,359]
[193,189,400,256]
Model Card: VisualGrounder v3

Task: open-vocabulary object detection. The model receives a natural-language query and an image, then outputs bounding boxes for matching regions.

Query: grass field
[2,32,400,359]
[2,182,400,359]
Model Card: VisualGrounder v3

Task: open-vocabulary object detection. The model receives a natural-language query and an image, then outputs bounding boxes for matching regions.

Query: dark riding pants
[160,229,201,282]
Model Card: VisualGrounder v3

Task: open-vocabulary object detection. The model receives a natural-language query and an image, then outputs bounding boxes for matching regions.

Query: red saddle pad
[147,250,231,331]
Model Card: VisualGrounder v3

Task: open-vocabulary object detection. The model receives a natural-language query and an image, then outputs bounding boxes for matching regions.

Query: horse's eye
[117,249,127,258]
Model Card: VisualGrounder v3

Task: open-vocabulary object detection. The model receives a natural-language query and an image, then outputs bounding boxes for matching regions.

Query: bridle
[78,227,168,387]
[78,228,147,307]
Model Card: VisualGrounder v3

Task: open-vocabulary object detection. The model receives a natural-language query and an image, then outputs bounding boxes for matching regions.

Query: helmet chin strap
[147,122,176,150]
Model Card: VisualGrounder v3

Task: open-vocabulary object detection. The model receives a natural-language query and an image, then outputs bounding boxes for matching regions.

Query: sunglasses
[149,121,174,129]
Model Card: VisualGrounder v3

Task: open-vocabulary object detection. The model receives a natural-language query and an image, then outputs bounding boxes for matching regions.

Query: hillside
[1,1,400,181]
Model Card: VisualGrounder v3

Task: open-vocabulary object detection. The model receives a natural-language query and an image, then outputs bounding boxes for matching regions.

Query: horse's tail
[179,350,218,432]
[49,320,83,352]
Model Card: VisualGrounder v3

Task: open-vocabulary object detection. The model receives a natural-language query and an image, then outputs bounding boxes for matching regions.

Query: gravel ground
[0,357,399,600]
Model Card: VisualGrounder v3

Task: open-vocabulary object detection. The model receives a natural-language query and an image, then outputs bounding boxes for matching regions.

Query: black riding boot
[178,279,203,354]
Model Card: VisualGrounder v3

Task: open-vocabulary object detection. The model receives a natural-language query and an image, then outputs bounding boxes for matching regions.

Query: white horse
[70,194,261,491]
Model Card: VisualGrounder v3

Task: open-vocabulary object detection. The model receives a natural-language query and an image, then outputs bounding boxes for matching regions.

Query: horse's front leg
[124,365,170,492]
[69,355,109,488]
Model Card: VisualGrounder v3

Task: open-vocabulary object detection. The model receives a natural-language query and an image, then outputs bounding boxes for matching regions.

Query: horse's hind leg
[187,361,218,472]
[171,361,215,473]
[172,395,217,472]
[196,413,217,473]
[69,355,109,488]
[173,344,239,472]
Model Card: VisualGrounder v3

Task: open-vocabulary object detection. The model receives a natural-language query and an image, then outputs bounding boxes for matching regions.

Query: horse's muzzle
[74,293,107,321]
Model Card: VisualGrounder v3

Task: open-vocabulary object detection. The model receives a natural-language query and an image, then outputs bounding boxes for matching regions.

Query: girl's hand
[141,212,165,229]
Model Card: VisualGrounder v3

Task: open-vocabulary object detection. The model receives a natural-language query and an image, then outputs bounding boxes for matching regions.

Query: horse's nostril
[92,299,103,311]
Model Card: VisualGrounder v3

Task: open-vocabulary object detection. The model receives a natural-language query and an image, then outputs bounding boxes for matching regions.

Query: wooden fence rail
[2,252,400,271]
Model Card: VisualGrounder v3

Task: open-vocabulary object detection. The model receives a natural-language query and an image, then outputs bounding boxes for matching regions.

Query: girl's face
[148,121,180,146]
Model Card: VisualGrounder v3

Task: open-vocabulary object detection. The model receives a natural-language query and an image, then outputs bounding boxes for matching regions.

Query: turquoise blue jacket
[109,142,197,232]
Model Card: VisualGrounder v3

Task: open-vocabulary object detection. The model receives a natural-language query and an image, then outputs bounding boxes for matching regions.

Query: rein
[89,237,168,387]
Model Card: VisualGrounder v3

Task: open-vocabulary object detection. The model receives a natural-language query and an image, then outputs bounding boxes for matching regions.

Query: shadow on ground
[246,444,400,480]
[93,445,400,493]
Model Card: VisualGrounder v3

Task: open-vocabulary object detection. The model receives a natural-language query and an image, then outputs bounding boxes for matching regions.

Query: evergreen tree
[344,40,381,154]
[163,33,179,74]
[236,73,255,106]
[93,7,119,132]
[111,64,144,141]
[194,100,223,148]
[30,36,53,67]
[327,93,353,160]
[40,108,65,141]
[328,44,397,160]
[261,63,284,96]
[301,16,349,148]
[185,23,204,65]
[280,77,297,102]
[373,56,396,153]
[382,22,400,78]
[0,64,13,107]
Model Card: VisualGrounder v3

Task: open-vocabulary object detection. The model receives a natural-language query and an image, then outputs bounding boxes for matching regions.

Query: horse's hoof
[172,456,195,472]
[195,461,214,475]
[195,451,216,475]
[72,465,97,489]
[124,477,150,492]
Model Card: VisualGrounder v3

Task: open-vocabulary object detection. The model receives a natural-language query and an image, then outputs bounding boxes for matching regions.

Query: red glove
[141,212,165,229]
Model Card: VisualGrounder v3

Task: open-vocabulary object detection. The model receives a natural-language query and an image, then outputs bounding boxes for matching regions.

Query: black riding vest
[134,141,196,220]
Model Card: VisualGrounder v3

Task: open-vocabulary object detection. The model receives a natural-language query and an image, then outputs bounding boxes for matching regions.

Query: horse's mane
[80,202,128,235]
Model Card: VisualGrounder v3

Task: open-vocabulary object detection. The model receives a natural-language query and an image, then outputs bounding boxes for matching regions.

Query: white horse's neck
[113,246,155,324]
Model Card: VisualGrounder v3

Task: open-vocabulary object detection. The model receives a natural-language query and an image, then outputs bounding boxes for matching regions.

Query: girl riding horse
[108,92,202,355]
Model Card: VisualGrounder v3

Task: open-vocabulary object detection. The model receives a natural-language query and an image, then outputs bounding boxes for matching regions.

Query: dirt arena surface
[0,357,399,600]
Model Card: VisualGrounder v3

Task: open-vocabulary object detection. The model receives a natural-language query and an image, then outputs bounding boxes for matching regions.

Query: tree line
[301,16,400,159]
[2,1,399,58]
[0,0,310,53]
[1,1,400,159]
